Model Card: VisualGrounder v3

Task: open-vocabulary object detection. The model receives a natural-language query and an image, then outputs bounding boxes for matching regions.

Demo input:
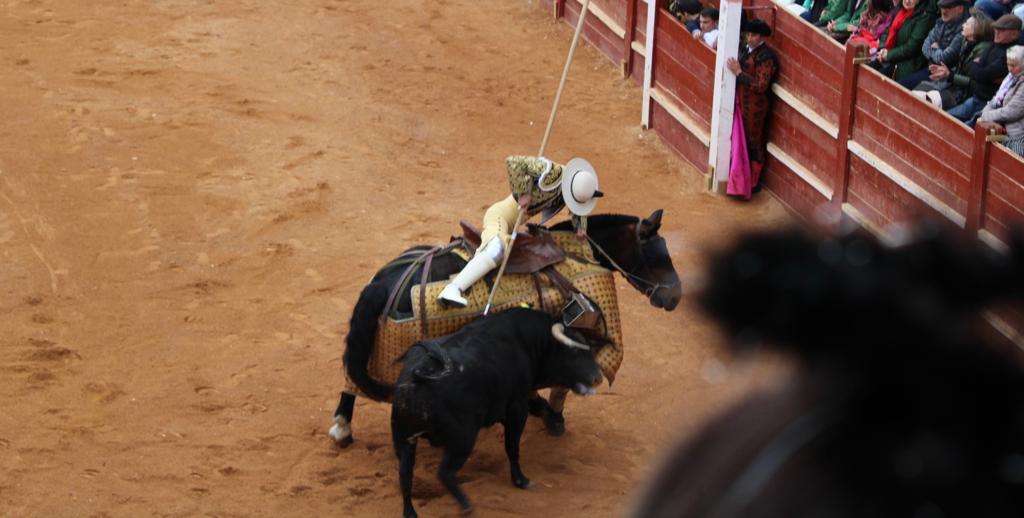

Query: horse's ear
[639,209,664,238]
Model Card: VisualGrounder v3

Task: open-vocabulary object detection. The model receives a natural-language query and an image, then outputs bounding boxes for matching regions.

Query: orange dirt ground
[0,1,793,516]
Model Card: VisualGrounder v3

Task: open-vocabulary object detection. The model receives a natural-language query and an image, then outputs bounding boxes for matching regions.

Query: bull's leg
[527,391,548,416]
[438,438,475,515]
[503,400,531,489]
[393,428,419,518]
[544,388,568,436]
[548,387,568,412]
[527,392,566,436]
[329,391,357,448]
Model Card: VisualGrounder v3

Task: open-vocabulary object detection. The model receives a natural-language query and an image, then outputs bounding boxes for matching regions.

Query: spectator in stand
[973,0,1010,21]
[815,0,853,30]
[1017,4,1024,44]
[899,0,970,89]
[848,0,902,52]
[669,0,703,33]
[974,0,1014,21]
[972,0,1022,42]
[873,0,936,81]
[979,45,1024,156]
[801,0,830,23]
[912,9,995,110]
[946,14,1019,124]
[726,19,780,196]
[693,8,720,49]
[824,0,869,43]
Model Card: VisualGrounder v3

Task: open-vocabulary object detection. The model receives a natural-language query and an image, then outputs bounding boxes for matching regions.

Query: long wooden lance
[484,0,592,315]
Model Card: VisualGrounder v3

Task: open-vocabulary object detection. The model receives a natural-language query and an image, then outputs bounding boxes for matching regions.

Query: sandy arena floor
[0,1,792,516]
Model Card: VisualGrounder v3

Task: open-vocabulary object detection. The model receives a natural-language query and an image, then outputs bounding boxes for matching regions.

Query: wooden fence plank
[990,144,1024,184]
[765,152,834,208]
[655,10,715,70]
[773,8,845,64]
[858,71,973,155]
[852,111,970,209]
[624,0,637,75]
[654,58,713,118]
[986,145,1024,241]
[562,0,625,64]
[983,192,1021,242]
[846,188,890,229]
[574,0,628,32]
[651,100,710,172]
[848,158,933,228]
[769,101,838,186]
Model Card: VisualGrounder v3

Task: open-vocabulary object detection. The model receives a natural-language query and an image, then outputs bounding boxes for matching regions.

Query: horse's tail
[343,281,394,401]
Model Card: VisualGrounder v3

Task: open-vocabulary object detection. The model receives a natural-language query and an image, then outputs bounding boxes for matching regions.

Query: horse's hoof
[460,504,474,516]
[513,477,532,489]
[329,420,353,448]
[333,434,354,448]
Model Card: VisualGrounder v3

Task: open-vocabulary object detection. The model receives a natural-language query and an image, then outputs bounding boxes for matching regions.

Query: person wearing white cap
[437,155,603,308]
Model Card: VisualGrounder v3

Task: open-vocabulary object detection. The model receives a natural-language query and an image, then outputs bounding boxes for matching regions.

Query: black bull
[393,309,610,518]
[330,210,682,446]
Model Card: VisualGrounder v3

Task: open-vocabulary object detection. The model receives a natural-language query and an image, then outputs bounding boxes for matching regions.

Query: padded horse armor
[345,229,624,399]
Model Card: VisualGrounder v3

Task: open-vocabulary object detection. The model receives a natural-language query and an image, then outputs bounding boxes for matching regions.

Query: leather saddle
[458,220,565,274]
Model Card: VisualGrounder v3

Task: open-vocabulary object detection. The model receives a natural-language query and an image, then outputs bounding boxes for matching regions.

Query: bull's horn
[551,323,591,351]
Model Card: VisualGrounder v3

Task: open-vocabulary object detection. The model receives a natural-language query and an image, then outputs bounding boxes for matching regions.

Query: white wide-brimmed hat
[561,158,603,216]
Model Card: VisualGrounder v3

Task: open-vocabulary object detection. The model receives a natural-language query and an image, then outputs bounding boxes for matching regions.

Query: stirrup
[437,284,467,308]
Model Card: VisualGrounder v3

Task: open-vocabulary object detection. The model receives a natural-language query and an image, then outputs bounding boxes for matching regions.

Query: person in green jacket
[813,0,852,27]
[826,0,871,42]
[874,0,938,81]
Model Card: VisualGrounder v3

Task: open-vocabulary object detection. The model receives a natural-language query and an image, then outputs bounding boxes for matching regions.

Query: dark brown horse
[632,225,1024,518]
[330,210,682,446]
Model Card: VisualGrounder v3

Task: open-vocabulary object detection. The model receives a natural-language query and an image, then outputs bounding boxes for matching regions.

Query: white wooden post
[707,0,742,191]
[641,0,657,128]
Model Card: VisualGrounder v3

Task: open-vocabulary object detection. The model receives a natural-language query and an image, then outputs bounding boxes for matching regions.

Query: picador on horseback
[328,0,682,460]
[327,153,682,446]
[436,155,603,308]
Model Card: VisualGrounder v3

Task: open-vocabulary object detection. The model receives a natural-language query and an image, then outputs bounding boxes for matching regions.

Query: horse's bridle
[585,217,680,300]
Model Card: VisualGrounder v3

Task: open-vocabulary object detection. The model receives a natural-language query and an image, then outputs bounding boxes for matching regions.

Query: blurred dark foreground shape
[633,223,1024,518]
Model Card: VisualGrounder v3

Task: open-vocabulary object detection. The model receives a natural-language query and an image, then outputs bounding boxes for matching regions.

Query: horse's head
[581,210,682,311]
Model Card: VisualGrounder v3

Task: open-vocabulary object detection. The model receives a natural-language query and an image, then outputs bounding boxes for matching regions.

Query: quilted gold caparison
[345,232,623,399]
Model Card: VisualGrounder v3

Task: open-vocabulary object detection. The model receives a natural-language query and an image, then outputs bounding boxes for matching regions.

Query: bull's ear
[639,209,663,238]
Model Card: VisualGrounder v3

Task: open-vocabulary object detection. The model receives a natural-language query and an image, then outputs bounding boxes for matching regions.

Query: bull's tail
[343,281,393,401]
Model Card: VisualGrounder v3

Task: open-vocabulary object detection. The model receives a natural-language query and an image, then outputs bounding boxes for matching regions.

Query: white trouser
[437,237,505,307]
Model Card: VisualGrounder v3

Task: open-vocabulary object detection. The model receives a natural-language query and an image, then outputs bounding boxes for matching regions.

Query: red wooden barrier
[540,0,1024,352]
[562,0,626,66]
[829,42,866,221]
[651,100,711,170]
[982,144,1024,242]
[624,0,638,76]
[770,9,843,125]
[541,0,1024,248]
[645,6,715,171]
[627,0,649,82]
